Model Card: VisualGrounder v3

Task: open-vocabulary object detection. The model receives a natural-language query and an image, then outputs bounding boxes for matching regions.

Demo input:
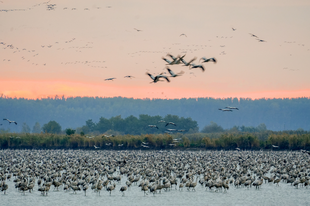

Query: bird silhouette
[166,67,184,77]
[3,118,17,125]
[105,78,116,81]
[200,57,217,63]
[146,73,170,83]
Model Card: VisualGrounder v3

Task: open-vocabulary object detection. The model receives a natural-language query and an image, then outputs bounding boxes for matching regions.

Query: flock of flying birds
[104,54,217,83]
[145,54,216,83]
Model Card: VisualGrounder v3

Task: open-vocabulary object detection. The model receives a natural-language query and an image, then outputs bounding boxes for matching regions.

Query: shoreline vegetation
[1,131,309,150]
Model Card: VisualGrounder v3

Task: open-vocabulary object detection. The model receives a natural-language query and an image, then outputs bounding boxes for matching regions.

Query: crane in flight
[148,125,159,129]
[124,75,134,78]
[146,73,170,83]
[162,57,178,65]
[200,57,217,63]
[219,108,233,112]
[166,54,186,65]
[166,67,184,77]
[190,64,205,72]
[105,78,116,81]
[165,122,176,127]
[181,56,197,66]
[225,106,239,110]
[3,118,17,125]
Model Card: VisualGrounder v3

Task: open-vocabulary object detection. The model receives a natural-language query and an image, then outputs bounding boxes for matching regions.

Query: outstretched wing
[162,57,171,64]
[146,73,155,80]
[167,68,175,76]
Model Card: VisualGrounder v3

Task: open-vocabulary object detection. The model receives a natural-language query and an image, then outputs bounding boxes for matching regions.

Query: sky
[1,0,310,100]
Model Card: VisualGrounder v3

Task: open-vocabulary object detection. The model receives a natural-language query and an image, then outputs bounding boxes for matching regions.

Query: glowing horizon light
[0,79,309,100]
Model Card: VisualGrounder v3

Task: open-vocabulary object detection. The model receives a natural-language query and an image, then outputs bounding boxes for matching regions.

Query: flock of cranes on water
[0,149,309,200]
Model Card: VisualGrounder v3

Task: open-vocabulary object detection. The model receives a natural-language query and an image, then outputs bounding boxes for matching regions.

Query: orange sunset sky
[1,0,310,100]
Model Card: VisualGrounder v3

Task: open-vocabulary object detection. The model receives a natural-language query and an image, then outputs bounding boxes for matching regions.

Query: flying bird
[105,78,116,81]
[272,145,279,148]
[200,57,217,63]
[124,75,134,78]
[232,27,236,31]
[162,57,177,65]
[166,67,184,77]
[249,33,258,38]
[225,106,239,110]
[148,125,159,129]
[257,39,266,42]
[165,122,176,127]
[3,118,17,125]
[146,73,170,83]
[94,145,100,149]
[180,33,187,37]
[190,64,205,72]
[219,108,233,112]
[134,28,142,32]
[166,54,185,65]
[181,57,197,66]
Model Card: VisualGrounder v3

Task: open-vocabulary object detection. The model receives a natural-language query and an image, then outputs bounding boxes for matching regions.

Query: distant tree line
[0,132,309,151]
[77,114,198,135]
[1,96,310,133]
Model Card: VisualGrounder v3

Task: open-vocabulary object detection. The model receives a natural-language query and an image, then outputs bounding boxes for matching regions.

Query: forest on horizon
[0,96,309,134]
